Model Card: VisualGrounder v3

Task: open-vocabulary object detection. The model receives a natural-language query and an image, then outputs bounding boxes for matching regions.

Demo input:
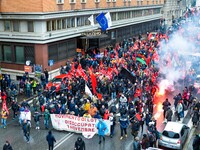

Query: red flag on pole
[90,72,97,94]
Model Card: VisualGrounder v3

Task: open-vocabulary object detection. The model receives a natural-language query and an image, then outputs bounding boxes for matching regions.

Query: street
[0,92,196,150]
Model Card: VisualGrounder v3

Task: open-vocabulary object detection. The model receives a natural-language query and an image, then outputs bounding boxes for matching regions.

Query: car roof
[164,122,185,133]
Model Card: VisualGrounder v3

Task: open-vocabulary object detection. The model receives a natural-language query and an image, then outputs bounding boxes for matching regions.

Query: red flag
[90,72,97,94]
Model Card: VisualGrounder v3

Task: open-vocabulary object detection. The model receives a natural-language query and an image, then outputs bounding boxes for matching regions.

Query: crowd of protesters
[1,15,200,149]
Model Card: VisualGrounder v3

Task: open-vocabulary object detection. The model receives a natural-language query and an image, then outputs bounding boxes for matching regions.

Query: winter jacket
[192,110,199,123]
[46,132,56,146]
[3,144,13,150]
[96,119,108,136]
[119,116,129,129]
[74,137,85,150]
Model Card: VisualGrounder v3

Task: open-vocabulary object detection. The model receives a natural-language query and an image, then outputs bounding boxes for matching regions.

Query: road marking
[54,133,74,150]
[46,133,72,150]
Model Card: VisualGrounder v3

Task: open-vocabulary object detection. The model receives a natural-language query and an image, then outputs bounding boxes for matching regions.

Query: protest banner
[51,114,111,138]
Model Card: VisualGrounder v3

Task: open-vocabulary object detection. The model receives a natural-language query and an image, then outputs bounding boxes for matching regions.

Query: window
[112,0,116,2]
[57,0,64,4]
[106,0,111,2]
[81,0,86,3]
[13,20,20,32]
[47,21,52,31]
[52,20,57,31]
[48,44,58,62]
[58,43,67,60]
[70,0,76,3]
[0,46,2,61]
[4,21,11,31]
[3,45,12,62]
[57,20,62,30]
[28,21,34,32]
[162,131,180,139]
[15,46,24,63]
[67,18,75,28]
[94,0,100,2]
[62,19,66,29]
[77,17,85,27]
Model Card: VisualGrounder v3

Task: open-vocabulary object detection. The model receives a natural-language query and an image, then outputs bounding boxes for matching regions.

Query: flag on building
[96,12,112,31]
[88,15,95,26]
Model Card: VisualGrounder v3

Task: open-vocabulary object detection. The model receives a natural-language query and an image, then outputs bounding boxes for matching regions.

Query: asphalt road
[0,91,196,150]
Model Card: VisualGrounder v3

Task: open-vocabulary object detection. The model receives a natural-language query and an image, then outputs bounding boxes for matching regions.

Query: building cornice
[0,5,163,20]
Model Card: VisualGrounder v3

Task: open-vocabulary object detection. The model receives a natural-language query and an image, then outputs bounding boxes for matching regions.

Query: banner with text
[51,114,111,138]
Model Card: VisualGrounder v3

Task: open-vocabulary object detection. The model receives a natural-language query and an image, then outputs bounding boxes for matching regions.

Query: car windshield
[52,78,62,83]
[162,131,180,138]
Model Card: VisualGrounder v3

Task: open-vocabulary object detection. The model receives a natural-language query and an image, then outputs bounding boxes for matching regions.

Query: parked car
[46,74,70,93]
[158,122,190,150]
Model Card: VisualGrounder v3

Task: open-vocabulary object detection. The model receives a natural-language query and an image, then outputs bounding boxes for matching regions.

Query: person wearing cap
[74,137,85,150]
[95,118,108,144]
[46,130,56,150]
[133,137,141,150]
[3,141,13,150]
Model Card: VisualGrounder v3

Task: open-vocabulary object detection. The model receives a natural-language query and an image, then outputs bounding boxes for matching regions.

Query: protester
[119,114,129,140]
[74,137,85,150]
[133,137,141,150]
[44,109,51,129]
[1,108,8,128]
[193,134,200,150]
[96,118,108,144]
[46,130,56,150]
[3,141,13,150]
[22,119,31,143]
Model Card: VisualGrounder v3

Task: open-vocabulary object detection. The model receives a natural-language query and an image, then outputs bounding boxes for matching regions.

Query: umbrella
[136,57,146,65]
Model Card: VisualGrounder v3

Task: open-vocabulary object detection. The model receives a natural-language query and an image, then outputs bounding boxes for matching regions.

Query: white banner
[50,114,111,138]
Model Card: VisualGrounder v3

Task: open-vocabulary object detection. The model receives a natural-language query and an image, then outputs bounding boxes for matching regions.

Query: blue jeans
[44,120,49,129]
[1,118,6,127]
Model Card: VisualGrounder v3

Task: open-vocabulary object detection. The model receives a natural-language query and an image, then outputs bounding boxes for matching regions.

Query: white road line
[54,133,74,150]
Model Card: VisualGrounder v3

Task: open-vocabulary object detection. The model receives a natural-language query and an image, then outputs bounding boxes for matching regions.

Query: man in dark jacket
[74,137,85,150]
[46,130,56,150]
[162,98,171,117]
[165,106,173,122]
[22,120,31,143]
[3,141,13,150]
[193,134,200,150]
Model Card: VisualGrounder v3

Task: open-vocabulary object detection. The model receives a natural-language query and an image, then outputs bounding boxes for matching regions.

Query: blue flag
[96,13,108,31]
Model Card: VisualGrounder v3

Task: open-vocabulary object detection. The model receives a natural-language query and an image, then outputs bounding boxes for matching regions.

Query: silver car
[158,122,190,150]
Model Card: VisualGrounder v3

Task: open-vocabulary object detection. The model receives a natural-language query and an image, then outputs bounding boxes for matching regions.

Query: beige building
[0,0,164,80]
[161,0,188,26]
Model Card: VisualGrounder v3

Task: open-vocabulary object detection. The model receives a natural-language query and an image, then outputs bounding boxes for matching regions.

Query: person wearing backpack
[1,109,8,128]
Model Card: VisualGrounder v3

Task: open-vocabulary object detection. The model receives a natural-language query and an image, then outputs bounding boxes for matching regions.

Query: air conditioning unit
[57,0,64,4]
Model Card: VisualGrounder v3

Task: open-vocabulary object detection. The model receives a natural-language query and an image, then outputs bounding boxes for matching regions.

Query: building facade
[161,0,187,26]
[0,0,164,80]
